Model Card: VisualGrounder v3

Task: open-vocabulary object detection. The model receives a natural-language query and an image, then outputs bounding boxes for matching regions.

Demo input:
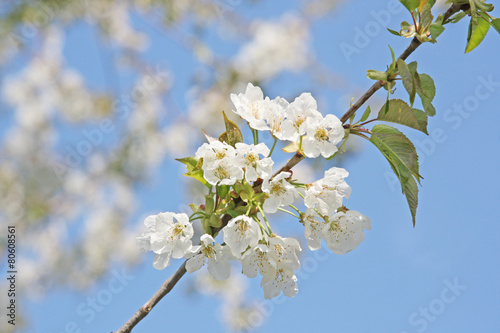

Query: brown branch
[115,4,467,332]
[339,3,462,124]
[115,261,187,333]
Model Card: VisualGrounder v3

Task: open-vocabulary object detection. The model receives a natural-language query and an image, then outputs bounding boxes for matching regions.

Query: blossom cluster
[138,83,370,300]
[231,83,344,158]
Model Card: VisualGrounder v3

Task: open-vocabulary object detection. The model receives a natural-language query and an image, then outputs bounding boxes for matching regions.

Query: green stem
[278,207,300,219]
[268,138,278,157]
[289,204,302,215]
[257,204,272,234]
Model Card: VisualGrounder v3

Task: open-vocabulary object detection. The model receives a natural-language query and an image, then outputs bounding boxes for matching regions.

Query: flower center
[270,181,286,196]
[314,126,329,142]
[214,164,229,180]
[245,153,259,167]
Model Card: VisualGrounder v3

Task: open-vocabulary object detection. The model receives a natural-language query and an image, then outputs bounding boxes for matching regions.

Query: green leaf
[417,73,436,101]
[418,0,436,11]
[407,61,418,74]
[388,45,397,72]
[429,23,445,39]
[420,4,433,28]
[220,111,243,147]
[205,194,215,214]
[217,185,230,200]
[176,156,198,170]
[185,169,210,187]
[465,13,491,53]
[397,59,416,106]
[402,175,419,227]
[400,0,421,13]
[387,28,402,36]
[377,99,429,134]
[370,124,422,226]
[208,214,222,228]
[370,124,422,184]
[422,98,436,117]
[360,105,372,122]
[490,18,500,34]
[446,11,466,24]
[176,156,211,188]
[367,70,388,81]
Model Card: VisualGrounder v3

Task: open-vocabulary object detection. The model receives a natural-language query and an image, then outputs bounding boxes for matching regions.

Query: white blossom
[304,167,352,215]
[195,140,238,170]
[281,93,322,142]
[241,235,301,299]
[235,142,273,182]
[195,140,244,185]
[303,208,325,251]
[267,235,301,270]
[137,212,194,270]
[203,160,244,186]
[240,243,276,284]
[322,210,371,255]
[302,114,344,158]
[186,234,233,281]
[266,96,289,140]
[262,172,298,213]
[262,265,298,299]
[223,215,262,258]
[230,83,271,131]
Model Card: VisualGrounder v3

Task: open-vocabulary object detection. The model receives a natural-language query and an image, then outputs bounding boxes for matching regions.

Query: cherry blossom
[235,143,273,182]
[304,167,352,215]
[302,114,344,158]
[186,234,234,281]
[223,215,263,258]
[137,212,194,270]
[261,172,298,213]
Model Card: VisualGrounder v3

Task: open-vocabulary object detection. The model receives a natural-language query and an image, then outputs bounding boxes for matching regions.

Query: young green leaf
[400,0,421,13]
[420,4,433,28]
[397,59,416,106]
[360,105,372,123]
[465,14,491,53]
[418,0,436,11]
[217,185,231,200]
[377,99,429,134]
[388,45,397,72]
[490,18,500,34]
[429,22,445,39]
[176,156,211,188]
[387,28,402,36]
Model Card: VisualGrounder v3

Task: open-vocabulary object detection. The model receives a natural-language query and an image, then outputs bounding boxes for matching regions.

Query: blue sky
[22,0,500,332]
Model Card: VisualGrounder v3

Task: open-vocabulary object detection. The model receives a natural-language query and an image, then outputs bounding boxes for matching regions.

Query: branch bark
[114,4,465,332]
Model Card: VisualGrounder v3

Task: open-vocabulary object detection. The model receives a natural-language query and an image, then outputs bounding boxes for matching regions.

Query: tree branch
[114,262,187,333]
[115,5,465,332]
[339,3,462,124]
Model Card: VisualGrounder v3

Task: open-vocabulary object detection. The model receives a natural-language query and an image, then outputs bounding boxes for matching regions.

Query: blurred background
[0,0,499,332]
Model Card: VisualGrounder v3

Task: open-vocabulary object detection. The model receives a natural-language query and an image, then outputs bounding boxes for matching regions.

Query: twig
[115,262,187,333]
[339,3,462,124]
[114,4,464,332]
